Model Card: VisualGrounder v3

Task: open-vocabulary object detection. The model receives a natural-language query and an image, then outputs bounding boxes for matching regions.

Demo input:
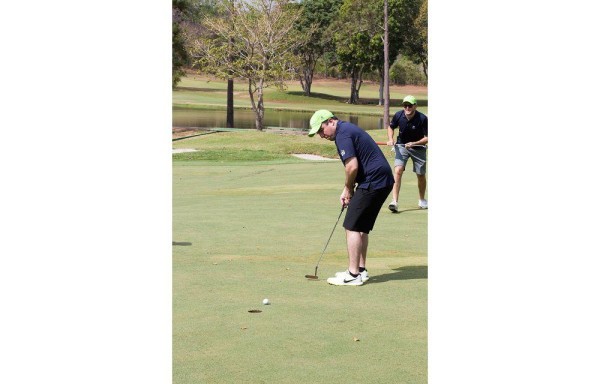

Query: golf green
[173,157,427,383]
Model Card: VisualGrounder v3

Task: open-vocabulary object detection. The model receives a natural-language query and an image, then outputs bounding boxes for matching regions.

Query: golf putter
[305,206,346,280]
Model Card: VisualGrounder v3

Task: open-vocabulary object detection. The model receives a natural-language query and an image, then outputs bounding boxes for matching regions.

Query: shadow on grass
[392,208,427,214]
[174,87,225,93]
[367,265,427,284]
[285,92,428,107]
[286,91,345,101]
[172,241,192,246]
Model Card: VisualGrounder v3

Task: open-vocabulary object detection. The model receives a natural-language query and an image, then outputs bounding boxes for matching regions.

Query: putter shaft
[308,206,345,279]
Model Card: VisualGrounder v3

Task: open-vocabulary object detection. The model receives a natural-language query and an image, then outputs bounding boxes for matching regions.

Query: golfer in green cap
[308,110,394,286]
[386,95,428,211]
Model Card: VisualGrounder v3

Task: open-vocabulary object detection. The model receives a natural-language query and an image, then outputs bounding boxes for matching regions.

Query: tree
[292,0,342,96]
[193,0,305,130]
[379,0,423,105]
[172,0,221,89]
[225,1,235,128]
[383,0,390,126]
[173,0,191,89]
[406,0,427,79]
[334,0,388,104]
[333,0,423,104]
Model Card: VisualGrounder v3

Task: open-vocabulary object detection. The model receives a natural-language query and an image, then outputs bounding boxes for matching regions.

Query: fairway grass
[172,128,393,162]
[173,148,428,383]
[173,74,428,117]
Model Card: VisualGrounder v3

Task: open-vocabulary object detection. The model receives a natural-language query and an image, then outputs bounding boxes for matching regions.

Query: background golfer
[386,95,429,211]
[308,110,394,286]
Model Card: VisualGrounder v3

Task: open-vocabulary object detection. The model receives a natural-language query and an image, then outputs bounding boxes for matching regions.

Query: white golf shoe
[388,201,398,212]
[418,199,428,209]
[335,269,369,282]
[327,270,363,286]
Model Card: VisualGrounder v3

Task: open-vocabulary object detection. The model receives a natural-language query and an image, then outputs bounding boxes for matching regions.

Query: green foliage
[405,0,428,78]
[191,0,311,129]
[173,0,223,89]
[173,0,188,14]
[330,0,424,101]
[390,55,427,85]
[292,0,344,93]
[186,0,221,20]
[389,0,423,54]
[382,0,428,81]
[334,0,381,73]
[196,0,302,84]
[173,22,189,89]
[333,0,423,70]
[173,0,190,89]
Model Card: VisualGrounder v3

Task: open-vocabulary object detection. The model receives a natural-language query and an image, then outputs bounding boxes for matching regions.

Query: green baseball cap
[403,95,417,105]
[308,109,334,137]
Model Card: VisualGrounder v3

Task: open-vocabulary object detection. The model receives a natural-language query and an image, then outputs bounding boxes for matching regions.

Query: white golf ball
[262,298,270,305]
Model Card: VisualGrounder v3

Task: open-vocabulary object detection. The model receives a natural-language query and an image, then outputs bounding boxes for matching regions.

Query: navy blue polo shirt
[389,110,428,144]
[334,121,394,190]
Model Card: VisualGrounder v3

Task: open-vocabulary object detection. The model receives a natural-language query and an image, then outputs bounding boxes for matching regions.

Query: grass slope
[172,129,394,162]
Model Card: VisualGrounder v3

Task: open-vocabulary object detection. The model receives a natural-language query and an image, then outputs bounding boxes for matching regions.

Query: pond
[173,107,388,131]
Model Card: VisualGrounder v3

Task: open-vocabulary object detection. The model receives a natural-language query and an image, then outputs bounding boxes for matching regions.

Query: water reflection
[173,108,386,131]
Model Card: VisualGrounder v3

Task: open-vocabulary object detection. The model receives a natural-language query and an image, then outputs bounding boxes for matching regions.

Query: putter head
[305,266,319,280]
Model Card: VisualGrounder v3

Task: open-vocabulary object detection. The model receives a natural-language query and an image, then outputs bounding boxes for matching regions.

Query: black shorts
[343,185,393,233]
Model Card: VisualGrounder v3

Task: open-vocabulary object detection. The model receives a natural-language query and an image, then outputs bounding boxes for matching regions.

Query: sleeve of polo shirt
[421,114,428,136]
[389,112,400,129]
[336,134,356,163]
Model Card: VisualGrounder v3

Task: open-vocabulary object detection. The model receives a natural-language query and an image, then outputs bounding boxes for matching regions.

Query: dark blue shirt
[389,110,428,144]
[334,121,395,190]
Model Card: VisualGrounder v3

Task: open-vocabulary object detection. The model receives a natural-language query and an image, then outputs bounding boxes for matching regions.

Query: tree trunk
[378,70,384,106]
[227,78,234,128]
[247,78,261,130]
[349,67,360,104]
[227,27,234,128]
[254,78,265,131]
[383,0,390,128]
[349,76,357,104]
[302,64,314,96]
[356,72,363,100]
[420,54,428,80]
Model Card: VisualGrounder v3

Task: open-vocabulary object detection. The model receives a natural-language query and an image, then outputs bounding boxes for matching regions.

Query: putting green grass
[173,138,428,383]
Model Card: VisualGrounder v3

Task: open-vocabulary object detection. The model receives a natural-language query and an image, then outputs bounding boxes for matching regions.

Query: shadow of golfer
[392,208,426,214]
[172,241,192,246]
[367,265,428,284]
